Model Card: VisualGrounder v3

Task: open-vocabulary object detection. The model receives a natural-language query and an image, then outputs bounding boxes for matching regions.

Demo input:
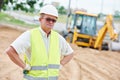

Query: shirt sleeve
[59,34,73,56]
[11,30,31,54]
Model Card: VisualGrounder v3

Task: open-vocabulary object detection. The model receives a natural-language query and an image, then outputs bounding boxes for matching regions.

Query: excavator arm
[94,15,118,49]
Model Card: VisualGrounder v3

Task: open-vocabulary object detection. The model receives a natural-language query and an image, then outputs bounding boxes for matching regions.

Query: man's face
[40,14,57,29]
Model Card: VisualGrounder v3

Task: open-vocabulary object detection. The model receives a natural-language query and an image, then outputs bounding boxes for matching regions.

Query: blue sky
[43,0,120,14]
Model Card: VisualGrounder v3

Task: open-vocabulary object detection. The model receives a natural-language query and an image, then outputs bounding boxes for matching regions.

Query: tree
[9,0,13,4]
[1,0,42,13]
[39,2,43,7]
[98,13,105,18]
[58,6,66,15]
[114,10,120,20]
[0,0,4,11]
[2,0,14,10]
[27,0,36,12]
[114,10,120,17]
[13,3,28,12]
[2,0,9,10]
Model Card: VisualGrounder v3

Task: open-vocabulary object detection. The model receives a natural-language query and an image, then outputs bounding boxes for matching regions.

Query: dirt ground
[0,24,120,80]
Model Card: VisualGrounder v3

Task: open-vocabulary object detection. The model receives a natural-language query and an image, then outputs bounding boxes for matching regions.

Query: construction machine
[64,10,118,50]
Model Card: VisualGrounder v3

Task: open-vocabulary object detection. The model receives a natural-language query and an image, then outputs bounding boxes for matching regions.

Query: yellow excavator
[64,11,118,50]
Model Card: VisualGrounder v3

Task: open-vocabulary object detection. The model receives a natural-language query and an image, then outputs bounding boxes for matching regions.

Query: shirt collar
[39,27,49,37]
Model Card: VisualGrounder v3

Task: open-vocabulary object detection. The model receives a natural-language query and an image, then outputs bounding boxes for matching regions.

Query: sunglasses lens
[46,18,51,21]
[52,19,56,23]
[46,18,56,23]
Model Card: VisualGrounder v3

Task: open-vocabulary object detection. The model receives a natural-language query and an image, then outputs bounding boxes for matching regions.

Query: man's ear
[39,18,41,21]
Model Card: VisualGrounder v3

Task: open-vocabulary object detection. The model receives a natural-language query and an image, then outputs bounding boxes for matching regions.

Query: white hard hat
[40,5,58,18]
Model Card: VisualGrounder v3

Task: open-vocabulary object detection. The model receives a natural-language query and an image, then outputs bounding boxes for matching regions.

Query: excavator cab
[65,11,118,50]
[65,11,98,46]
[70,11,97,36]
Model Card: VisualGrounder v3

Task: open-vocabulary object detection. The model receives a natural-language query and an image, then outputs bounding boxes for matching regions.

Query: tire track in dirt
[76,59,116,80]
[74,53,120,80]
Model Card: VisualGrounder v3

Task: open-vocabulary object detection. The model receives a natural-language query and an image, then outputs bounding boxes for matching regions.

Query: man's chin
[47,26,53,29]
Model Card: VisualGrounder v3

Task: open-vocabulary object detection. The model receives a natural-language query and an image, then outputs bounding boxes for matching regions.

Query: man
[6,5,73,80]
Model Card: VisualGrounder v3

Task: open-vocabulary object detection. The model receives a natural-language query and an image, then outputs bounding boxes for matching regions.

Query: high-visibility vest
[24,28,60,80]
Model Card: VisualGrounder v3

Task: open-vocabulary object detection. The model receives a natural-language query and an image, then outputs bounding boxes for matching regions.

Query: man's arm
[6,46,26,69]
[60,53,73,66]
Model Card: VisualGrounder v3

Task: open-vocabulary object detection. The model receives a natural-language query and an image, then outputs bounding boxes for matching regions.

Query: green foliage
[27,0,36,8]
[25,0,36,13]
[2,5,7,10]
[29,8,34,13]
[3,0,9,4]
[98,13,105,18]
[58,6,67,15]
[0,0,3,11]
[2,0,8,10]
[2,0,14,10]
[13,3,28,12]
[1,0,67,14]
[114,10,120,16]
[2,0,37,13]
[39,2,43,7]
[14,4,23,10]
[9,0,13,4]
[114,10,120,18]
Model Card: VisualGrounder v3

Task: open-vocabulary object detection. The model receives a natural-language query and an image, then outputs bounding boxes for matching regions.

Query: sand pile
[59,44,120,80]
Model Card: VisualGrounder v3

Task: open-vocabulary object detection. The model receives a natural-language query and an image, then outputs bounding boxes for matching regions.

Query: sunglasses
[44,18,57,23]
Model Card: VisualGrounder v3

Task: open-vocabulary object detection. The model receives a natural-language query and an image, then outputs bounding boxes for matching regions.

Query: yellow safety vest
[24,28,60,80]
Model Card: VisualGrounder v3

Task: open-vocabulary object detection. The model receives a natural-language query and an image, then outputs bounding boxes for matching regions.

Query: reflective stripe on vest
[24,28,60,79]
[31,64,60,70]
[24,75,58,80]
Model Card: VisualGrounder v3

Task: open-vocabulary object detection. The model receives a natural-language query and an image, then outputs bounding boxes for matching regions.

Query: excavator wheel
[102,43,109,50]
[65,33,73,43]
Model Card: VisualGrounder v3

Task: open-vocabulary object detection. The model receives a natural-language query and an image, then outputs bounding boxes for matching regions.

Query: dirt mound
[0,25,120,80]
[59,45,120,80]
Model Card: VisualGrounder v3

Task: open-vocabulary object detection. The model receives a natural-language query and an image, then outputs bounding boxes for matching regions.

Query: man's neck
[41,27,51,37]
